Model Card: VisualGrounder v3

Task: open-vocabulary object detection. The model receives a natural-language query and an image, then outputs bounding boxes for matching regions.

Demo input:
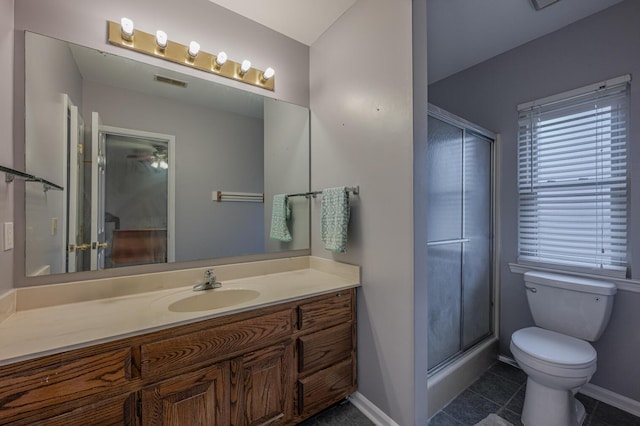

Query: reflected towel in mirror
[270,194,292,242]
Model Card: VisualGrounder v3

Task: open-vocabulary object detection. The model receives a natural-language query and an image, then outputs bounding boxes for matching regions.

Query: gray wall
[0,0,13,294]
[24,32,83,276]
[429,0,640,401]
[82,81,264,262]
[263,98,310,253]
[310,0,428,424]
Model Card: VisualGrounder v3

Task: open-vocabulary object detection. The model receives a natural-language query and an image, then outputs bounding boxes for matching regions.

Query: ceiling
[208,0,623,84]
[207,0,358,46]
[427,0,624,83]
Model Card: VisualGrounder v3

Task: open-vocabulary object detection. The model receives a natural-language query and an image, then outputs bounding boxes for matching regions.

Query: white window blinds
[517,75,630,276]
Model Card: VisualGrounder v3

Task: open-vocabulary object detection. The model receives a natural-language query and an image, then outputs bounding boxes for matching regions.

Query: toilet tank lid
[524,271,616,295]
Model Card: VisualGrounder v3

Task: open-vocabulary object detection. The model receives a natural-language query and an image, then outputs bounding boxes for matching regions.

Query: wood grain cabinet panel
[142,361,230,426]
[297,359,355,418]
[230,341,294,426]
[298,323,353,375]
[0,348,131,422]
[31,393,136,426]
[298,291,352,331]
[140,309,292,377]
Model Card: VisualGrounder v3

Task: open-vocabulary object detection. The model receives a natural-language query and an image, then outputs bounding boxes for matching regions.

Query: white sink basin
[167,289,260,312]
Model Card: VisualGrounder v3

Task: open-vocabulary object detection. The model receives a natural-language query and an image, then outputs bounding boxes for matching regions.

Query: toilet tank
[524,271,616,341]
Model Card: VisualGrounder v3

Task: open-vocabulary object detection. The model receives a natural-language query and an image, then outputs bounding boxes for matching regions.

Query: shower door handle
[427,238,470,247]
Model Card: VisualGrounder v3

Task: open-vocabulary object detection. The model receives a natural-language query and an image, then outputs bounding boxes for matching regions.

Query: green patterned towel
[321,187,350,253]
[270,194,292,242]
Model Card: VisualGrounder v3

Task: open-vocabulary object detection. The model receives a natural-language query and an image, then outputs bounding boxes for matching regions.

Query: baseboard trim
[349,392,399,426]
[498,356,640,417]
[581,383,640,417]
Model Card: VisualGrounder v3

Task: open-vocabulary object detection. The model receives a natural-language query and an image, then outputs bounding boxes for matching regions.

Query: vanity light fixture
[155,30,168,49]
[107,19,274,91]
[261,67,275,82]
[120,17,134,41]
[213,51,227,70]
[187,41,200,59]
[239,59,251,77]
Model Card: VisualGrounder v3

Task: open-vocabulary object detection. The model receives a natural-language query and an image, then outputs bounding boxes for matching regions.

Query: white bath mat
[473,413,513,426]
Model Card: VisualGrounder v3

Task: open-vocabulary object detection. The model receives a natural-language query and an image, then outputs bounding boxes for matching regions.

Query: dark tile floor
[429,362,640,426]
[296,362,640,426]
[298,399,373,426]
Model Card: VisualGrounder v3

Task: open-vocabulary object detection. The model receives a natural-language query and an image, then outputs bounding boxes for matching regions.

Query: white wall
[263,98,310,253]
[82,81,265,262]
[429,0,640,402]
[310,0,425,424]
[0,0,14,293]
[24,32,83,276]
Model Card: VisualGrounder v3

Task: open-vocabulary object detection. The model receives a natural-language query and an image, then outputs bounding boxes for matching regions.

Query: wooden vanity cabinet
[294,290,357,422]
[0,288,356,426]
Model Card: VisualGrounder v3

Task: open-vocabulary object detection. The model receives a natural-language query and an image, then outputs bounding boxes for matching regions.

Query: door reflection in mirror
[92,121,175,271]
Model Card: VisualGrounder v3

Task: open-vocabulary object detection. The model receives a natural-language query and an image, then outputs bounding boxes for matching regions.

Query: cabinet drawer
[31,393,135,426]
[141,309,292,376]
[298,323,352,375]
[298,290,353,331]
[0,348,132,422]
[297,358,355,416]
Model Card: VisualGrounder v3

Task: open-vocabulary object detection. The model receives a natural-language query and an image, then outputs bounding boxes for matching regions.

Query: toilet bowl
[510,272,616,426]
[511,327,596,426]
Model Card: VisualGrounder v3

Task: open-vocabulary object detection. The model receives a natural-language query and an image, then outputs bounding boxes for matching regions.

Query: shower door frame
[426,103,501,375]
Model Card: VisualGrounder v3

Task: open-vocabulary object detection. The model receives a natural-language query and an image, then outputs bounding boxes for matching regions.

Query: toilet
[510,271,616,426]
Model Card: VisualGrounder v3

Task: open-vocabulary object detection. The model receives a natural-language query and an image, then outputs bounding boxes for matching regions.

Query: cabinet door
[230,341,294,426]
[142,361,230,426]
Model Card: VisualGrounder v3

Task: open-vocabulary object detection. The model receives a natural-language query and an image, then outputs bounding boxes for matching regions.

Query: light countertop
[0,257,360,365]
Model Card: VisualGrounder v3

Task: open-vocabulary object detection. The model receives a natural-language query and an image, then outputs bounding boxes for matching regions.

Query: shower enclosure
[427,105,495,373]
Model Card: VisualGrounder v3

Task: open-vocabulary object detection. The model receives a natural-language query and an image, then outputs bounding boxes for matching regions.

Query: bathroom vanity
[0,257,359,425]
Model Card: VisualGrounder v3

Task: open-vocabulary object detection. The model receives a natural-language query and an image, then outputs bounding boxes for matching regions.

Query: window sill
[508,262,640,294]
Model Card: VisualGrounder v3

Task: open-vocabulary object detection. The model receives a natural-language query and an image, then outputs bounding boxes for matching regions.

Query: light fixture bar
[107,20,274,91]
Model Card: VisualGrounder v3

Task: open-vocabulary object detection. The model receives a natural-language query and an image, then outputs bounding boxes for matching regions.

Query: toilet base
[521,378,586,426]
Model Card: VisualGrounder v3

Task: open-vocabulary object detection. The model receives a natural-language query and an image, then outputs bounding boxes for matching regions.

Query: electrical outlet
[3,222,13,251]
[51,218,58,235]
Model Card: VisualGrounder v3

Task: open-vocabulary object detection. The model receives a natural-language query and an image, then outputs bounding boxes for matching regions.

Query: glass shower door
[427,114,493,372]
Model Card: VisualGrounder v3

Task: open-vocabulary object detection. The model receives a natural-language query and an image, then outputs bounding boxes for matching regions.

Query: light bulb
[151,160,159,169]
[188,41,200,58]
[120,17,134,40]
[215,51,227,68]
[160,160,169,170]
[240,59,251,76]
[262,67,275,81]
[155,30,167,49]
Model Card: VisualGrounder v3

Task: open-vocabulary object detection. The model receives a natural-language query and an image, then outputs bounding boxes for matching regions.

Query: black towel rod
[287,186,359,199]
[1,165,64,192]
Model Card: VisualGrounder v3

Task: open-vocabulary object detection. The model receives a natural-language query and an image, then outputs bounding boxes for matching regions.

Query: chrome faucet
[193,269,222,291]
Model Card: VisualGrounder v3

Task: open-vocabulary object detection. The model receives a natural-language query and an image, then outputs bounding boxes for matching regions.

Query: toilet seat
[512,327,596,378]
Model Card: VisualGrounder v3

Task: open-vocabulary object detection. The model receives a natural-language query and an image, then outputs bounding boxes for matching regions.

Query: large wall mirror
[22,32,310,279]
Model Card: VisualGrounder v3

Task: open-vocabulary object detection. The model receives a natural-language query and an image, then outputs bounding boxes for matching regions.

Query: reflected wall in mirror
[24,32,310,277]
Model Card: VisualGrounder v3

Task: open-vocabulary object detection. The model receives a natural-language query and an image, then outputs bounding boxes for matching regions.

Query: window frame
[516,75,631,278]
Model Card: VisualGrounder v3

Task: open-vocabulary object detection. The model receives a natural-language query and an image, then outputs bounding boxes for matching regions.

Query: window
[517,75,630,277]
